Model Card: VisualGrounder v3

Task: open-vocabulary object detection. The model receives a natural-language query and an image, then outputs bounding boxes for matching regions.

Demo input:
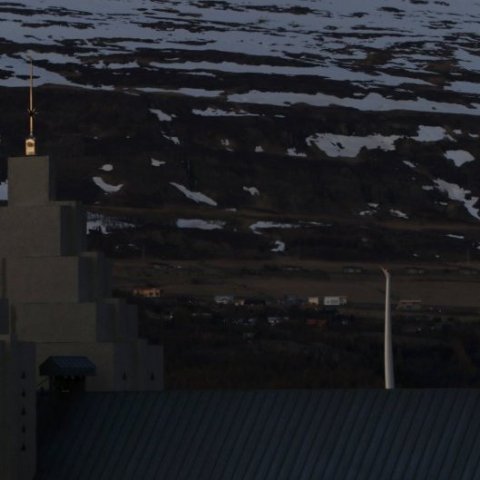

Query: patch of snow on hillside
[446,81,480,95]
[92,176,123,193]
[221,138,233,151]
[154,60,426,86]
[99,164,113,172]
[303,221,332,227]
[176,219,225,230]
[271,240,285,253]
[359,210,375,216]
[170,182,217,206]
[413,126,451,142]
[192,107,258,117]
[255,146,264,153]
[0,54,78,88]
[0,181,7,201]
[359,203,379,216]
[95,60,139,70]
[287,148,307,157]
[390,209,408,219]
[306,133,400,158]
[151,158,166,167]
[243,186,259,196]
[446,234,465,240]
[403,160,416,169]
[445,150,474,167]
[2,0,480,100]
[228,91,480,116]
[151,109,173,122]
[139,87,223,98]
[163,134,180,145]
[86,212,134,235]
[433,179,480,220]
[250,221,300,235]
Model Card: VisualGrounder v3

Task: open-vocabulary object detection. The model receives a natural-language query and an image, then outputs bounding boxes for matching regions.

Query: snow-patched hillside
[2,0,480,114]
[3,0,480,261]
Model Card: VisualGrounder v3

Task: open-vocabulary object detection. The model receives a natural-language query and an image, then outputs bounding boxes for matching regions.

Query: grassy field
[114,257,480,310]
[111,256,480,388]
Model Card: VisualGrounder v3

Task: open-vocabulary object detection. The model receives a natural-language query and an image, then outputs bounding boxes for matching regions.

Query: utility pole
[380,266,395,389]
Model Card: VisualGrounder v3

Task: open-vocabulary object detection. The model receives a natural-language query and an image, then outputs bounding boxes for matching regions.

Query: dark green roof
[39,356,96,377]
[37,389,480,479]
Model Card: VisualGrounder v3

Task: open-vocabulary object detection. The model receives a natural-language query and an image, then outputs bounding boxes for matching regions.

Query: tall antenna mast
[25,57,36,156]
[381,266,395,389]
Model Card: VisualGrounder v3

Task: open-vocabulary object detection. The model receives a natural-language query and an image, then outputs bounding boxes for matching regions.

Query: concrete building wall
[0,148,164,479]
[147,344,164,391]
[5,256,90,303]
[0,341,13,479]
[0,300,10,334]
[8,156,54,206]
[0,337,36,480]
[133,340,164,391]
[0,204,84,257]
[104,299,139,341]
[58,201,87,253]
[82,252,112,299]
[126,304,139,339]
[2,153,164,398]
[14,302,112,343]
[113,341,136,391]
[16,341,36,480]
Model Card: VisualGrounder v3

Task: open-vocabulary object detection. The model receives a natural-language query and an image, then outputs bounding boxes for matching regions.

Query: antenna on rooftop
[25,57,36,156]
[380,266,395,389]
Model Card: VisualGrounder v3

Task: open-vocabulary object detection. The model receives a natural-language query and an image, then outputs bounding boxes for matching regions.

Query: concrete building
[0,151,163,479]
[0,154,163,393]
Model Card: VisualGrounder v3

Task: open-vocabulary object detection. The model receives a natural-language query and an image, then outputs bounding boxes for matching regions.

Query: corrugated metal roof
[39,356,96,377]
[36,389,480,480]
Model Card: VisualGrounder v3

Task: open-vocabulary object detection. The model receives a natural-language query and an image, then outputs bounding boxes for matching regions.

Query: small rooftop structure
[323,296,347,306]
[214,295,234,305]
[39,356,96,377]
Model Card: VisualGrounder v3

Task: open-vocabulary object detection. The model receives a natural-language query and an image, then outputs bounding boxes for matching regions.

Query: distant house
[307,296,320,306]
[284,294,303,306]
[267,316,288,326]
[342,266,363,274]
[397,299,422,311]
[132,287,162,298]
[214,295,235,305]
[267,316,282,326]
[323,296,347,307]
